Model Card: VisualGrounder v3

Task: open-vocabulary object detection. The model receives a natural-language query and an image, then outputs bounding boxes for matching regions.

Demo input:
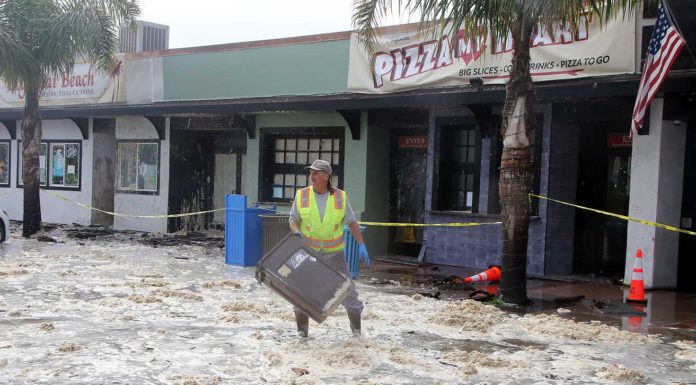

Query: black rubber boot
[347,311,361,336]
[295,312,309,338]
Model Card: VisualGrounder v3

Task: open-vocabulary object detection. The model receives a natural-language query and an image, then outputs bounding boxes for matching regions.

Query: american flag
[632,2,685,135]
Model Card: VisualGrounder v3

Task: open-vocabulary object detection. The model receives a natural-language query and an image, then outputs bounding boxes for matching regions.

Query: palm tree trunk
[22,86,42,237]
[498,17,535,305]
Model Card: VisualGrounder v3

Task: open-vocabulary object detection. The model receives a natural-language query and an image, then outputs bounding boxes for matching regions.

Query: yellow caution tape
[45,191,225,219]
[31,189,678,234]
[530,194,696,237]
[359,221,501,227]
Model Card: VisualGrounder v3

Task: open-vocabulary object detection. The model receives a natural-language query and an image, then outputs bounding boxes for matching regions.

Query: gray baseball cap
[305,159,332,175]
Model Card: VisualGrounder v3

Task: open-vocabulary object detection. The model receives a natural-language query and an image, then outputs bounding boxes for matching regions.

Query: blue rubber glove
[358,244,370,267]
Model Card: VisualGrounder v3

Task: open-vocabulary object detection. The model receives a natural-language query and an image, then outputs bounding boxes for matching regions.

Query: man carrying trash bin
[289,159,370,337]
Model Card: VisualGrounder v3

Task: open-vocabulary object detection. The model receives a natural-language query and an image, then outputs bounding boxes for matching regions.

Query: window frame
[259,127,345,203]
[433,117,482,213]
[116,140,161,195]
[48,142,82,189]
[17,140,81,191]
[0,140,10,188]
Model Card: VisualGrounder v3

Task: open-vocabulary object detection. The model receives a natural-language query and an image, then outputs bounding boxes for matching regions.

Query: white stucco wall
[126,57,164,105]
[113,116,170,233]
[0,119,94,226]
[625,99,686,289]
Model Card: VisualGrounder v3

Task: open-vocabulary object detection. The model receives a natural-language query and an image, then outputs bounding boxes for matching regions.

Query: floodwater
[0,228,695,385]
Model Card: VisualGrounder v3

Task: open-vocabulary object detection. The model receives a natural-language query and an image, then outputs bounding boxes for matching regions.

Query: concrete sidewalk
[360,260,696,342]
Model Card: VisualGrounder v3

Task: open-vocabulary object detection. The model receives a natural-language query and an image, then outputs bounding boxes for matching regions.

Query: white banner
[0,56,126,107]
[348,13,636,94]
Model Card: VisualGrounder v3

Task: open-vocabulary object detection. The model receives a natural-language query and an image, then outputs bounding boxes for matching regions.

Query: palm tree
[353,0,649,305]
[0,0,140,237]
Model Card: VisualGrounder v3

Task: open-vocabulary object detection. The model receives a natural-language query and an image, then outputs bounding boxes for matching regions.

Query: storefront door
[389,129,428,258]
[574,128,631,277]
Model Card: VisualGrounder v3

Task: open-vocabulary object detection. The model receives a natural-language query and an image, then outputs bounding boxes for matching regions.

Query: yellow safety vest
[296,186,346,253]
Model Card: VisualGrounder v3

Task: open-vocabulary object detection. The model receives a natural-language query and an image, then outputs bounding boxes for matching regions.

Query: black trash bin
[260,214,291,255]
[256,233,351,323]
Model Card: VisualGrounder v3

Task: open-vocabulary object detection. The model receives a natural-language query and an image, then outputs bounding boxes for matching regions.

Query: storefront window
[18,141,75,189]
[117,142,159,193]
[263,133,342,202]
[0,141,9,187]
[49,142,81,188]
[436,123,480,212]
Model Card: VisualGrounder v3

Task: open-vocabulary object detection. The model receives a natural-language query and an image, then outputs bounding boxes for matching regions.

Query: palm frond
[38,0,139,75]
[353,0,651,54]
[352,0,393,53]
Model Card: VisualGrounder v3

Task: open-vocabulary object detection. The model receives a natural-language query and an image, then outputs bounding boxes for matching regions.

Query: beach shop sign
[348,12,636,94]
[0,57,125,107]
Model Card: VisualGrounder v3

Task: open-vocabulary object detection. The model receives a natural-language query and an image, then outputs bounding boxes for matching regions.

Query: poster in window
[64,143,80,187]
[0,142,9,185]
[17,143,48,186]
[51,144,65,185]
[137,143,158,191]
[118,143,137,189]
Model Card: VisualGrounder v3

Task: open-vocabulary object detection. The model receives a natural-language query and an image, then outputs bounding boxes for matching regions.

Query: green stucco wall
[244,112,368,217]
[162,40,350,101]
[362,112,390,257]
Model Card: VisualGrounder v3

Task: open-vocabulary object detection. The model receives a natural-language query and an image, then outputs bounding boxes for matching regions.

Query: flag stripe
[632,2,685,135]
[636,33,683,116]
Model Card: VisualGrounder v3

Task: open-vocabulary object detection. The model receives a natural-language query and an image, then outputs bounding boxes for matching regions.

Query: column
[625,99,687,288]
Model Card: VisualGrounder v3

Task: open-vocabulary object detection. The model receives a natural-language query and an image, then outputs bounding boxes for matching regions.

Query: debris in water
[35,235,58,243]
[291,367,310,376]
[128,271,164,279]
[57,342,82,352]
[151,289,203,302]
[127,294,162,304]
[202,280,242,289]
[595,364,646,382]
[126,278,169,288]
[40,323,55,332]
[64,227,116,239]
[0,269,29,276]
[430,300,505,333]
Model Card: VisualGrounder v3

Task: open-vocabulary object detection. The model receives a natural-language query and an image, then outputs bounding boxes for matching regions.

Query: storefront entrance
[574,124,631,277]
[678,125,696,292]
[388,128,428,258]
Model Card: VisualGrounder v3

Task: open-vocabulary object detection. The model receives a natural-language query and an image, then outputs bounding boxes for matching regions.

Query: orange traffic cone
[626,249,648,304]
[463,266,501,284]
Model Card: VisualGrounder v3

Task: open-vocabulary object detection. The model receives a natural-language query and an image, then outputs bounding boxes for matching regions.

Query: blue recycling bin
[344,225,365,278]
[225,194,275,266]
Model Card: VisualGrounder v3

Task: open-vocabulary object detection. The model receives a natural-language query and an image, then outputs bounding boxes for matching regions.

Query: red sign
[607,133,632,148]
[398,136,428,149]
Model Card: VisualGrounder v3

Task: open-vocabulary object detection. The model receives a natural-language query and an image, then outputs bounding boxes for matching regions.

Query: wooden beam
[145,116,166,140]
[337,110,361,140]
[468,104,493,138]
[70,118,89,140]
[0,119,16,139]
[233,114,255,139]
